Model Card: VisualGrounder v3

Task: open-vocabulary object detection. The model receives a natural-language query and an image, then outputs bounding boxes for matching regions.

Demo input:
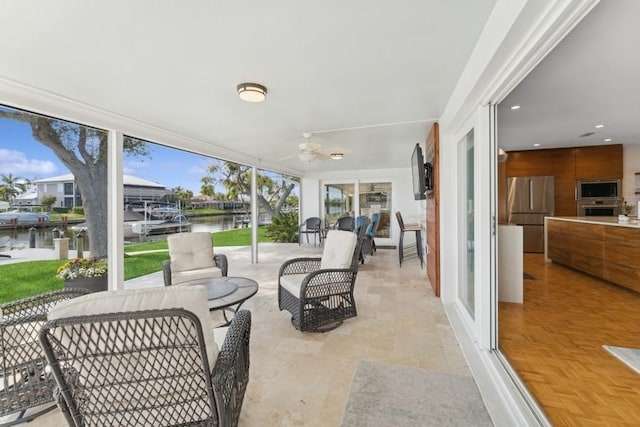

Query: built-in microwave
[577,179,621,199]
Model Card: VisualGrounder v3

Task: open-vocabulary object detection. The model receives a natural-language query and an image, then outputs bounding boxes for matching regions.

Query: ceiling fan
[287,132,352,163]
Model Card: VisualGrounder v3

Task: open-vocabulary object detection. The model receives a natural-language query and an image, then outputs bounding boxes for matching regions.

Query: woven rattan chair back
[335,216,355,232]
[0,288,91,426]
[40,309,251,426]
[39,308,251,427]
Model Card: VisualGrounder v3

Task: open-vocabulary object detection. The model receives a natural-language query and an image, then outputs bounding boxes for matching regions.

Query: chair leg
[398,231,405,266]
[414,230,424,268]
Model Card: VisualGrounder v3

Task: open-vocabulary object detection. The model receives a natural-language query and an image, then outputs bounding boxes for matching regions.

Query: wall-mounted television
[411,143,431,200]
[411,144,427,200]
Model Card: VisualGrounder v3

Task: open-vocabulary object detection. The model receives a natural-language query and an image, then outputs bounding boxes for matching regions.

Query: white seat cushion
[168,232,215,273]
[172,266,223,284]
[320,230,358,270]
[280,274,308,297]
[48,286,218,366]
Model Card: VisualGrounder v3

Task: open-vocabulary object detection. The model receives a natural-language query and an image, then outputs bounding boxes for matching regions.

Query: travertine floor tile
[3,244,474,427]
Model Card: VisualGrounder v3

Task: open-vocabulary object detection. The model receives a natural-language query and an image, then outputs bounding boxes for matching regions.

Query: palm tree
[0,174,29,206]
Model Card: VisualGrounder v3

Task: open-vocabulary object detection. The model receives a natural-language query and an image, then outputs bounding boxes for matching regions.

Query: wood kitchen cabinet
[574,144,623,179]
[552,148,577,217]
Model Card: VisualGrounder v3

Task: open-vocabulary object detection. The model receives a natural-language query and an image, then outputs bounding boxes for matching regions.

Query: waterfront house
[34,174,170,209]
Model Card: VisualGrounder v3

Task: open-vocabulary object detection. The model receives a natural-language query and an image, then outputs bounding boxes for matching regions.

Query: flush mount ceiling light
[604,138,612,142]
[595,124,604,128]
[237,83,267,102]
[330,153,344,160]
[510,105,521,110]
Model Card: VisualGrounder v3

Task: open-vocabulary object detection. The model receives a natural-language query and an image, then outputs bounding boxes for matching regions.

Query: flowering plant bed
[56,257,107,280]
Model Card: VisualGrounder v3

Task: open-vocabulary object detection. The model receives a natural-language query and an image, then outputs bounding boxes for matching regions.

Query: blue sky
[0,118,228,194]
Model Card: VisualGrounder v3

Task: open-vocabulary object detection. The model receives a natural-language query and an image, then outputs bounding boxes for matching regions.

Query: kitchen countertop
[546,216,640,228]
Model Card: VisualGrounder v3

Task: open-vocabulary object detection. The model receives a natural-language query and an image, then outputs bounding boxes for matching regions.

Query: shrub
[266,211,299,243]
[72,206,85,215]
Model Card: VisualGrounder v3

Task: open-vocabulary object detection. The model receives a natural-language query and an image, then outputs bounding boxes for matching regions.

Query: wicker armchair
[0,288,90,426]
[39,286,251,427]
[163,232,228,286]
[278,230,361,332]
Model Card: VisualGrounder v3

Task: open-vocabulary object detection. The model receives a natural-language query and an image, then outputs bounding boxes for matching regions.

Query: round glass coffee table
[185,276,259,325]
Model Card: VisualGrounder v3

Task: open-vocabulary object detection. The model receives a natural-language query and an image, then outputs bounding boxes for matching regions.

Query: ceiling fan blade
[278,153,297,161]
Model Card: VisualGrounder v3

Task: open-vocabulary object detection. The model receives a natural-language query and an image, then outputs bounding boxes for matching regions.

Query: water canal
[0,214,242,250]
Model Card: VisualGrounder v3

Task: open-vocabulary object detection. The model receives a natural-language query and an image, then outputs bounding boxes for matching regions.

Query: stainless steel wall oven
[577,179,621,216]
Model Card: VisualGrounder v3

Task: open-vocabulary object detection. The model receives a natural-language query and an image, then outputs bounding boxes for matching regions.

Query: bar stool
[395,211,424,268]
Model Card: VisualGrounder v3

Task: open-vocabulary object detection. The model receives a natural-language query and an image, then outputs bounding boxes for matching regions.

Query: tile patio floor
[10,243,473,426]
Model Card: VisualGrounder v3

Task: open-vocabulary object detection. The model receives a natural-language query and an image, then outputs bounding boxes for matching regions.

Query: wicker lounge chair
[278,229,361,332]
[0,288,90,427]
[163,232,228,286]
[39,286,251,427]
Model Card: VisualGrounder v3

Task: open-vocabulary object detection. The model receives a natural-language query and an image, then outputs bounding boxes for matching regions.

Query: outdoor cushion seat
[163,231,228,286]
[278,230,361,332]
[39,286,251,427]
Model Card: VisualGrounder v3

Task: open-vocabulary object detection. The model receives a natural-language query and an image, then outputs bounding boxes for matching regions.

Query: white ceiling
[0,1,497,175]
[498,0,640,152]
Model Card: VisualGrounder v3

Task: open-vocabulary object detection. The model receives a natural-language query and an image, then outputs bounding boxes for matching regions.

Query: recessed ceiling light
[330,153,344,160]
[533,143,540,147]
[604,138,612,142]
[237,83,267,102]
[510,105,521,110]
[595,124,604,128]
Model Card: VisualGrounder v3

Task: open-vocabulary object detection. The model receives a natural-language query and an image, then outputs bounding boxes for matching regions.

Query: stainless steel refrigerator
[507,176,554,253]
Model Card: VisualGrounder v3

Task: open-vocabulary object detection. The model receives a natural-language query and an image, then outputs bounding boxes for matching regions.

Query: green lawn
[125,226,271,252]
[1,227,274,304]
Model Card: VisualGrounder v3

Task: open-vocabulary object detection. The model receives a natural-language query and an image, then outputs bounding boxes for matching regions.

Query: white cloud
[0,149,57,176]
[123,159,152,176]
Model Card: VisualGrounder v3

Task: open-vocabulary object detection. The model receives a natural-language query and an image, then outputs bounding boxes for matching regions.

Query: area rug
[603,345,640,375]
[341,361,493,427]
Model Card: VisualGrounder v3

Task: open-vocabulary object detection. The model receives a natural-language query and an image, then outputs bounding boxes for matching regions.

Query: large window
[323,183,354,227]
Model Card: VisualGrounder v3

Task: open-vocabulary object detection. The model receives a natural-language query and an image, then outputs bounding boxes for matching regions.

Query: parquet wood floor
[499,253,640,426]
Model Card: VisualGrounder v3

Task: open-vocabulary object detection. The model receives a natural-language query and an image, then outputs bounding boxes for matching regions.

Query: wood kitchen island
[545,216,640,293]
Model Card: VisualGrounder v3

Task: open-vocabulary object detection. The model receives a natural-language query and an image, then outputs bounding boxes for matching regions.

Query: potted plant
[57,257,108,292]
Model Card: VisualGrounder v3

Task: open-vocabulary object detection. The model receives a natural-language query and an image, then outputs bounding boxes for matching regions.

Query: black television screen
[411,143,426,200]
